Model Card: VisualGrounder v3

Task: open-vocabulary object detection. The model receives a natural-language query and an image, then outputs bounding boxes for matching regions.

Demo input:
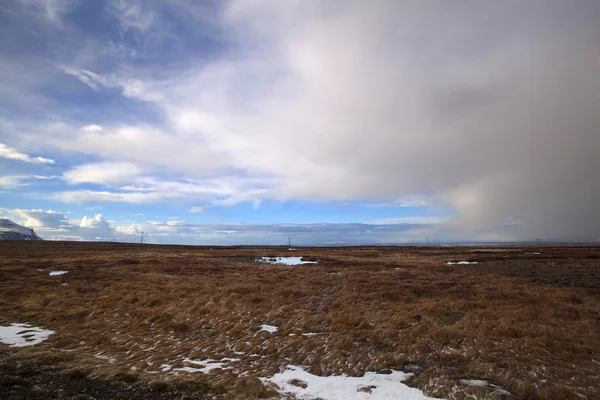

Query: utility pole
[141,231,144,244]
[425,237,430,246]
[288,236,291,247]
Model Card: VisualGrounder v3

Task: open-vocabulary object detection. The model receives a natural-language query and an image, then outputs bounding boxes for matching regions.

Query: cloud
[4,1,600,241]
[0,143,55,164]
[106,0,157,34]
[78,214,113,239]
[115,223,141,235]
[55,189,182,204]
[0,175,57,189]
[189,206,204,213]
[56,174,274,205]
[8,209,124,241]
[0,176,30,189]
[81,124,103,132]
[12,209,70,228]
[6,208,435,245]
[367,216,450,225]
[63,162,142,186]
[80,214,109,229]
[15,0,75,25]
[58,66,114,91]
[365,196,435,208]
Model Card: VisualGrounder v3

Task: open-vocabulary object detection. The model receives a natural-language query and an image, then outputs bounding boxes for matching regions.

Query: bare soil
[0,241,599,399]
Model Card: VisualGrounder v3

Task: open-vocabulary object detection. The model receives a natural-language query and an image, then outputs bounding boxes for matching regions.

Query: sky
[0,0,599,245]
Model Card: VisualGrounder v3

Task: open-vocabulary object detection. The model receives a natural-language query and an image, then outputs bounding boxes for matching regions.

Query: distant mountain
[0,219,43,240]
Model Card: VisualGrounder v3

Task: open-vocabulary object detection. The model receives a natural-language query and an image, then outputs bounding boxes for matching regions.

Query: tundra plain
[1,241,599,399]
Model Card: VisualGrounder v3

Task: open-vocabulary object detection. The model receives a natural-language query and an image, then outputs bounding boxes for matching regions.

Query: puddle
[49,270,69,276]
[0,323,55,347]
[262,365,441,400]
[257,257,317,265]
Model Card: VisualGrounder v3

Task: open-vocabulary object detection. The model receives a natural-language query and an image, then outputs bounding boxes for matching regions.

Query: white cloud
[57,66,113,91]
[115,223,141,235]
[81,124,103,132]
[55,189,182,204]
[367,216,450,225]
[12,209,70,228]
[80,214,109,229]
[55,174,274,205]
[0,176,29,189]
[18,0,75,24]
[0,175,57,189]
[107,0,157,34]
[7,209,126,241]
[0,143,55,164]
[189,206,204,213]
[366,196,435,208]
[63,162,142,186]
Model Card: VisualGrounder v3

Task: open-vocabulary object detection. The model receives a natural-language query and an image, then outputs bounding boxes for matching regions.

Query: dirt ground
[0,241,599,399]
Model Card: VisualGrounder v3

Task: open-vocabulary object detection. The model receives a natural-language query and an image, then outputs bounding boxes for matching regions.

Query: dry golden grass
[1,241,599,399]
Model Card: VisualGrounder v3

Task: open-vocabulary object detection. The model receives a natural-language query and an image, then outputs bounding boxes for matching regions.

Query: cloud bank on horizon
[0,0,599,244]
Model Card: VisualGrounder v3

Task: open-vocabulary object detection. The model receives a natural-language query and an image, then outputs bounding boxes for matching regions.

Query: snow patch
[262,365,441,400]
[259,324,279,333]
[257,256,317,265]
[458,379,511,396]
[524,252,541,255]
[175,358,240,373]
[447,261,478,265]
[49,270,69,276]
[0,323,54,347]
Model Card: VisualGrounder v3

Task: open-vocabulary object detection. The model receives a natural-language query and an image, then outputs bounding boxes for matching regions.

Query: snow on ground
[524,252,541,255]
[446,261,478,265]
[257,256,317,265]
[174,358,240,373]
[0,323,54,347]
[458,379,511,396]
[262,365,441,400]
[258,324,279,333]
[49,270,69,276]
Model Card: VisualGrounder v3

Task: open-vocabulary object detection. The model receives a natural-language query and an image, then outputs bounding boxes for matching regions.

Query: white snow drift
[174,357,240,374]
[258,324,279,334]
[49,270,69,276]
[262,365,441,400]
[0,323,54,347]
[446,261,478,265]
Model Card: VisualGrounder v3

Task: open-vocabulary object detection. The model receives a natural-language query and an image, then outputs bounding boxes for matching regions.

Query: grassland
[1,241,599,399]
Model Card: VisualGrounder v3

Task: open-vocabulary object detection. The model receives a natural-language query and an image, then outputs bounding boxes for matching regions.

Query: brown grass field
[1,241,599,399]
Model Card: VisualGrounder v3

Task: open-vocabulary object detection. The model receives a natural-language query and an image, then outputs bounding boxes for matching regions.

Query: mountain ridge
[0,218,43,240]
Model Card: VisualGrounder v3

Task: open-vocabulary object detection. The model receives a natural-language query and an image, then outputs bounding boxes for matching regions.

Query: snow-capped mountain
[0,219,43,240]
